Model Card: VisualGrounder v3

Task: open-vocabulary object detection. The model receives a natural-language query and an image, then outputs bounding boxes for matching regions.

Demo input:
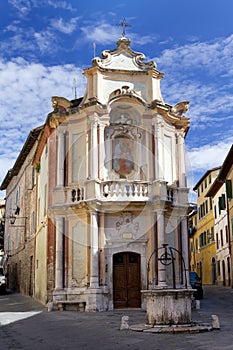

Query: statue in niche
[112,137,134,176]
[115,114,133,125]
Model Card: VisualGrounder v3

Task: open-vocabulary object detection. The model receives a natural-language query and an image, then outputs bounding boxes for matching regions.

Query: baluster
[139,184,143,197]
[129,184,133,197]
[110,183,114,197]
[103,184,109,197]
[71,189,76,202]
[119,183,123,197]
[115,183,119,197]
[132,184,135,196]
[142,185,145,197]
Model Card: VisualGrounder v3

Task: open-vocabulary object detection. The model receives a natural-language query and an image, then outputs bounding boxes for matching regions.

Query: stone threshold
[129,322,213,333]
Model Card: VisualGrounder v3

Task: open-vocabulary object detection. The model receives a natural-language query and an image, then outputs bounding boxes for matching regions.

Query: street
[0,286,233,350]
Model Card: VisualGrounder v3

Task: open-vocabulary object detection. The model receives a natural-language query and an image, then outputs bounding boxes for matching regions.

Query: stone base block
[142,289,194,325]
[85,288,108,312]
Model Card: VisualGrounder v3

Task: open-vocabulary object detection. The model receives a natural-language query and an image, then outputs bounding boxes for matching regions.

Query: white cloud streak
[9,0,75,15]
[0,57,85,196]
[50,17,80,34]
[81,22,119,44]
[187,141,232,173]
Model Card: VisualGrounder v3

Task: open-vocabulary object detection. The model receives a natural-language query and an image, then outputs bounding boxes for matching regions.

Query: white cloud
[9,0,32,16]
[47,0,75,11]
[0,57,86,193]
[152,34,233,137]
[81,22,119,44]
[1,26,57,56]
[50,17,79,34]
[187,140,232,173]
[34,30,57,52]
[156,35,233,75]
[9,0,75,14]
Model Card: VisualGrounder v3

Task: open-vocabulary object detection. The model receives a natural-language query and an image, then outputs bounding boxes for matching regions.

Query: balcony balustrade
[52,180,184,208]
[101,181,149,200]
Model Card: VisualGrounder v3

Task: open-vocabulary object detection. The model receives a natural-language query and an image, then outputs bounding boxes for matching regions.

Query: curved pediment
[92,37,156,72]
[108,85,146,105]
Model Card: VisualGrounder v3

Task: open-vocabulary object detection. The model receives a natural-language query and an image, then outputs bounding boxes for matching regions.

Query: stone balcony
[52,179,188,209]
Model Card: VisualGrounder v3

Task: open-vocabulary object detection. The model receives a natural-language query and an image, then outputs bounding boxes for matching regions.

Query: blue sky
[0,0,233,200]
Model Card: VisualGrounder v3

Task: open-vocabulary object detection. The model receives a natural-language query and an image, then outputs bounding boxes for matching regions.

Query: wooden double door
[113,252,141,308]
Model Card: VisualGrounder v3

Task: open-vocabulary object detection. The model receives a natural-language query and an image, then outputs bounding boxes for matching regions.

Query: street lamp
[10,215,17,225]
[9,215,26,227]
[5,209,27,243]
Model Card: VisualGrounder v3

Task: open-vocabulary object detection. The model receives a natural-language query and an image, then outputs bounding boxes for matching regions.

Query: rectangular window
[216,233,219,249]
[214,205,217,219]
[220,229,223,246]
[16,187,20,208]
[226,179,232,199]
[222,194,226,209]
[31,211,35,235]
[211,226,214,241]
[209,174,212,184]
[205,200,208,214]
[203,231,207,246]
[219,195,226,213]
[9,198,13,215]
[225,225,228,243]
[15,228,19,249]
[209,197,213,211]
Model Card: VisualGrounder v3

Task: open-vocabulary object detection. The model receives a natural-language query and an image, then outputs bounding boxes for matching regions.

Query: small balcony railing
[52,180,185,207]
[101,181,149,201]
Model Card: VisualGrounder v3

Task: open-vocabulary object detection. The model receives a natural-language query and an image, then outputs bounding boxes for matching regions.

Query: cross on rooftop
[117,18,131,37]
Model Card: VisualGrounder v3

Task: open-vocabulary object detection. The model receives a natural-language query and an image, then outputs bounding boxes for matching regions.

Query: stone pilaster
[91,116,98,180]
[57,129,66,187]
[85,211,105,311]
[177,131,186,187]
[157,210,167,288]
[53,215,65,301]
[155,121,164,180]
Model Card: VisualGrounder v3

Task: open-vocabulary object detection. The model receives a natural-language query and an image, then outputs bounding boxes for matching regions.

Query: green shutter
[226,180,232,199]
[219,196,225,211]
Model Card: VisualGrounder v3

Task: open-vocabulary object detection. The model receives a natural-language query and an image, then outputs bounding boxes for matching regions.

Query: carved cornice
[92,37,158,72]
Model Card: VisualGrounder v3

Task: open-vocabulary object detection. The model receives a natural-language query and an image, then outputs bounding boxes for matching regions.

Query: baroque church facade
[2,35,190,311]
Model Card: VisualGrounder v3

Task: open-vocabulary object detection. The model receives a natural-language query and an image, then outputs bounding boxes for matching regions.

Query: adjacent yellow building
[192,167,220,284]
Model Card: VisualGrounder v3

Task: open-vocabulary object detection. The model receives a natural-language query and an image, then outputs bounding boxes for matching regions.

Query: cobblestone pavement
[0,286,233,350]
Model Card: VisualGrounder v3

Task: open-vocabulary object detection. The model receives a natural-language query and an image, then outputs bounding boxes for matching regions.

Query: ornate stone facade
[1,36,190,311]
